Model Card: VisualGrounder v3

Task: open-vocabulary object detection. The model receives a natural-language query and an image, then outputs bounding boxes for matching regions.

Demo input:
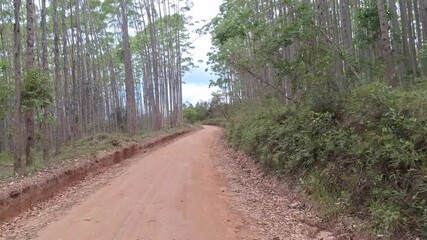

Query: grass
[0,133,128,181]
[0,152,13,179]
[0,125,195,182]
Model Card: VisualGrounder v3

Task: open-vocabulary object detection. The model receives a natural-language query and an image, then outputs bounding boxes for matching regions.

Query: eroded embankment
[0,128,196,223]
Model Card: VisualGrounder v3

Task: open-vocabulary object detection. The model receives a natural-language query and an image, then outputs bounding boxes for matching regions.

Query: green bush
[183,107,199,124]
[227,82,427,238]
[183,101,214,124]
[201,118,228,127]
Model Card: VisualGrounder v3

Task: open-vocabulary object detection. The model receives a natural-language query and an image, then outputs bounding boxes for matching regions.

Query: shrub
[227,82,427,238]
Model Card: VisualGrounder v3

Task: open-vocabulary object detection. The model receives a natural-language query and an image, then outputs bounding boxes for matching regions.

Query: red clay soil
[0,128,196,225]
[30,126,245,240]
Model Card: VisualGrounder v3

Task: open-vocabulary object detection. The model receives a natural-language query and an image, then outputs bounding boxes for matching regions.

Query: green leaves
[0,60,11,120]
[21,69,53,110]
[0,60,9,72]
[183,101,214,124]
[183,107,199,124]
[227,82,427,236]
[209,0,342,101]
[0,85,12,120]
[355,3,392,46]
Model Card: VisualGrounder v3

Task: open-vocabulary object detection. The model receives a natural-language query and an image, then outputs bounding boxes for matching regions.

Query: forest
[0,0,193,170]
[206,0,427,238]
[0,0,426,238]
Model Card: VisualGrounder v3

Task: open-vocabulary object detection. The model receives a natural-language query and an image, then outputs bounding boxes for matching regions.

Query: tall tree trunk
[25,0,36,166]
[103,28,120,131]
[420,0,427,76]
[341,0,353,55]
[146,0,162,130]
[421,0,427,40]
[69,0,79,140]
[377,0,397,86]
[389,0,404,81]
[61,0,71,143]
[82,0,92,133]
[54,0,64,156]
[41,0,50,161]
[413,0,423,50]
[333,0,343,88]
[13,0,23,171]
[399,0,411,75]
[75,0,85,137]
[406,0,419,77]
[120,0,138,135]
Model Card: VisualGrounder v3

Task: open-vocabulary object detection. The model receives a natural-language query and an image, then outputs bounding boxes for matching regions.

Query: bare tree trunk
[421,0,427,40]
[82,0,93,133]
[75,0,85,137]
[146,0,162,130]
[69,1,79,140]
[341,0,353,55]
[120,0,138,135]
[41,0,50,161]
[103,28,120,131]
[61,0,71,144]
[406,1,419,77]
[420,0,427,76]
[53,0,64,156]
[377,0,397,86]
[333,0,343,88]
[13,0,23,171]
[413,0,423,50]
[389,0,404,81]
[25,0,36,166]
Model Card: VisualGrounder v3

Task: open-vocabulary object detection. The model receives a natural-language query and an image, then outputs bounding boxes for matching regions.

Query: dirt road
[2,126,344,240]
[35,126,239,240]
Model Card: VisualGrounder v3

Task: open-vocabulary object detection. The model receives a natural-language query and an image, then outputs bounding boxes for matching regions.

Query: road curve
[35,126,237,240]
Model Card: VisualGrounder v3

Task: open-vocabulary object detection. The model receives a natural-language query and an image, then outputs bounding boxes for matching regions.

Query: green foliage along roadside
[0,126,195,182]
[183,101,213,124]
[183,93,229,125]
[227,82,427,238]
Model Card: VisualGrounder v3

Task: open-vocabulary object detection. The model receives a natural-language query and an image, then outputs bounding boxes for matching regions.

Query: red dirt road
[35,126,239,240]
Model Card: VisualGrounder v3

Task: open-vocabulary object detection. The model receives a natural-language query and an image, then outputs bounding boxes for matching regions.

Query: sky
[182,0,223,105]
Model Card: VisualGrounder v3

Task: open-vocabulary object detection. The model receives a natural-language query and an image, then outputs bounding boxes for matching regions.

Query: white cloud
[191,0,222,20]
[182,83,219,105]
[188,0,222,62]
[181,0,222,105]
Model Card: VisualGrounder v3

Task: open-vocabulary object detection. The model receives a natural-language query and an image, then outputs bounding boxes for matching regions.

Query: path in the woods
[2,126,341,240]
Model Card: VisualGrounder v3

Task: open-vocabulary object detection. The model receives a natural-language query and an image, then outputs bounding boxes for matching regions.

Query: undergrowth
[0,125,194,182]
[201,118,228,127]
[0,133,133,181]
[227,82,427,238]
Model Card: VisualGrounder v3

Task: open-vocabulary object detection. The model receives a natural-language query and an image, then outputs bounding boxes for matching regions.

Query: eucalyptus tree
[376,0,396,85]
[13,0,22,171]
[0,2,14,144]
[134,0,192,130]
[24,0,36,165]
[53,0,63,155]
[120,0,138,135]
[41,0,49,160]
[2,0,194,170]
[208,0,427,104]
